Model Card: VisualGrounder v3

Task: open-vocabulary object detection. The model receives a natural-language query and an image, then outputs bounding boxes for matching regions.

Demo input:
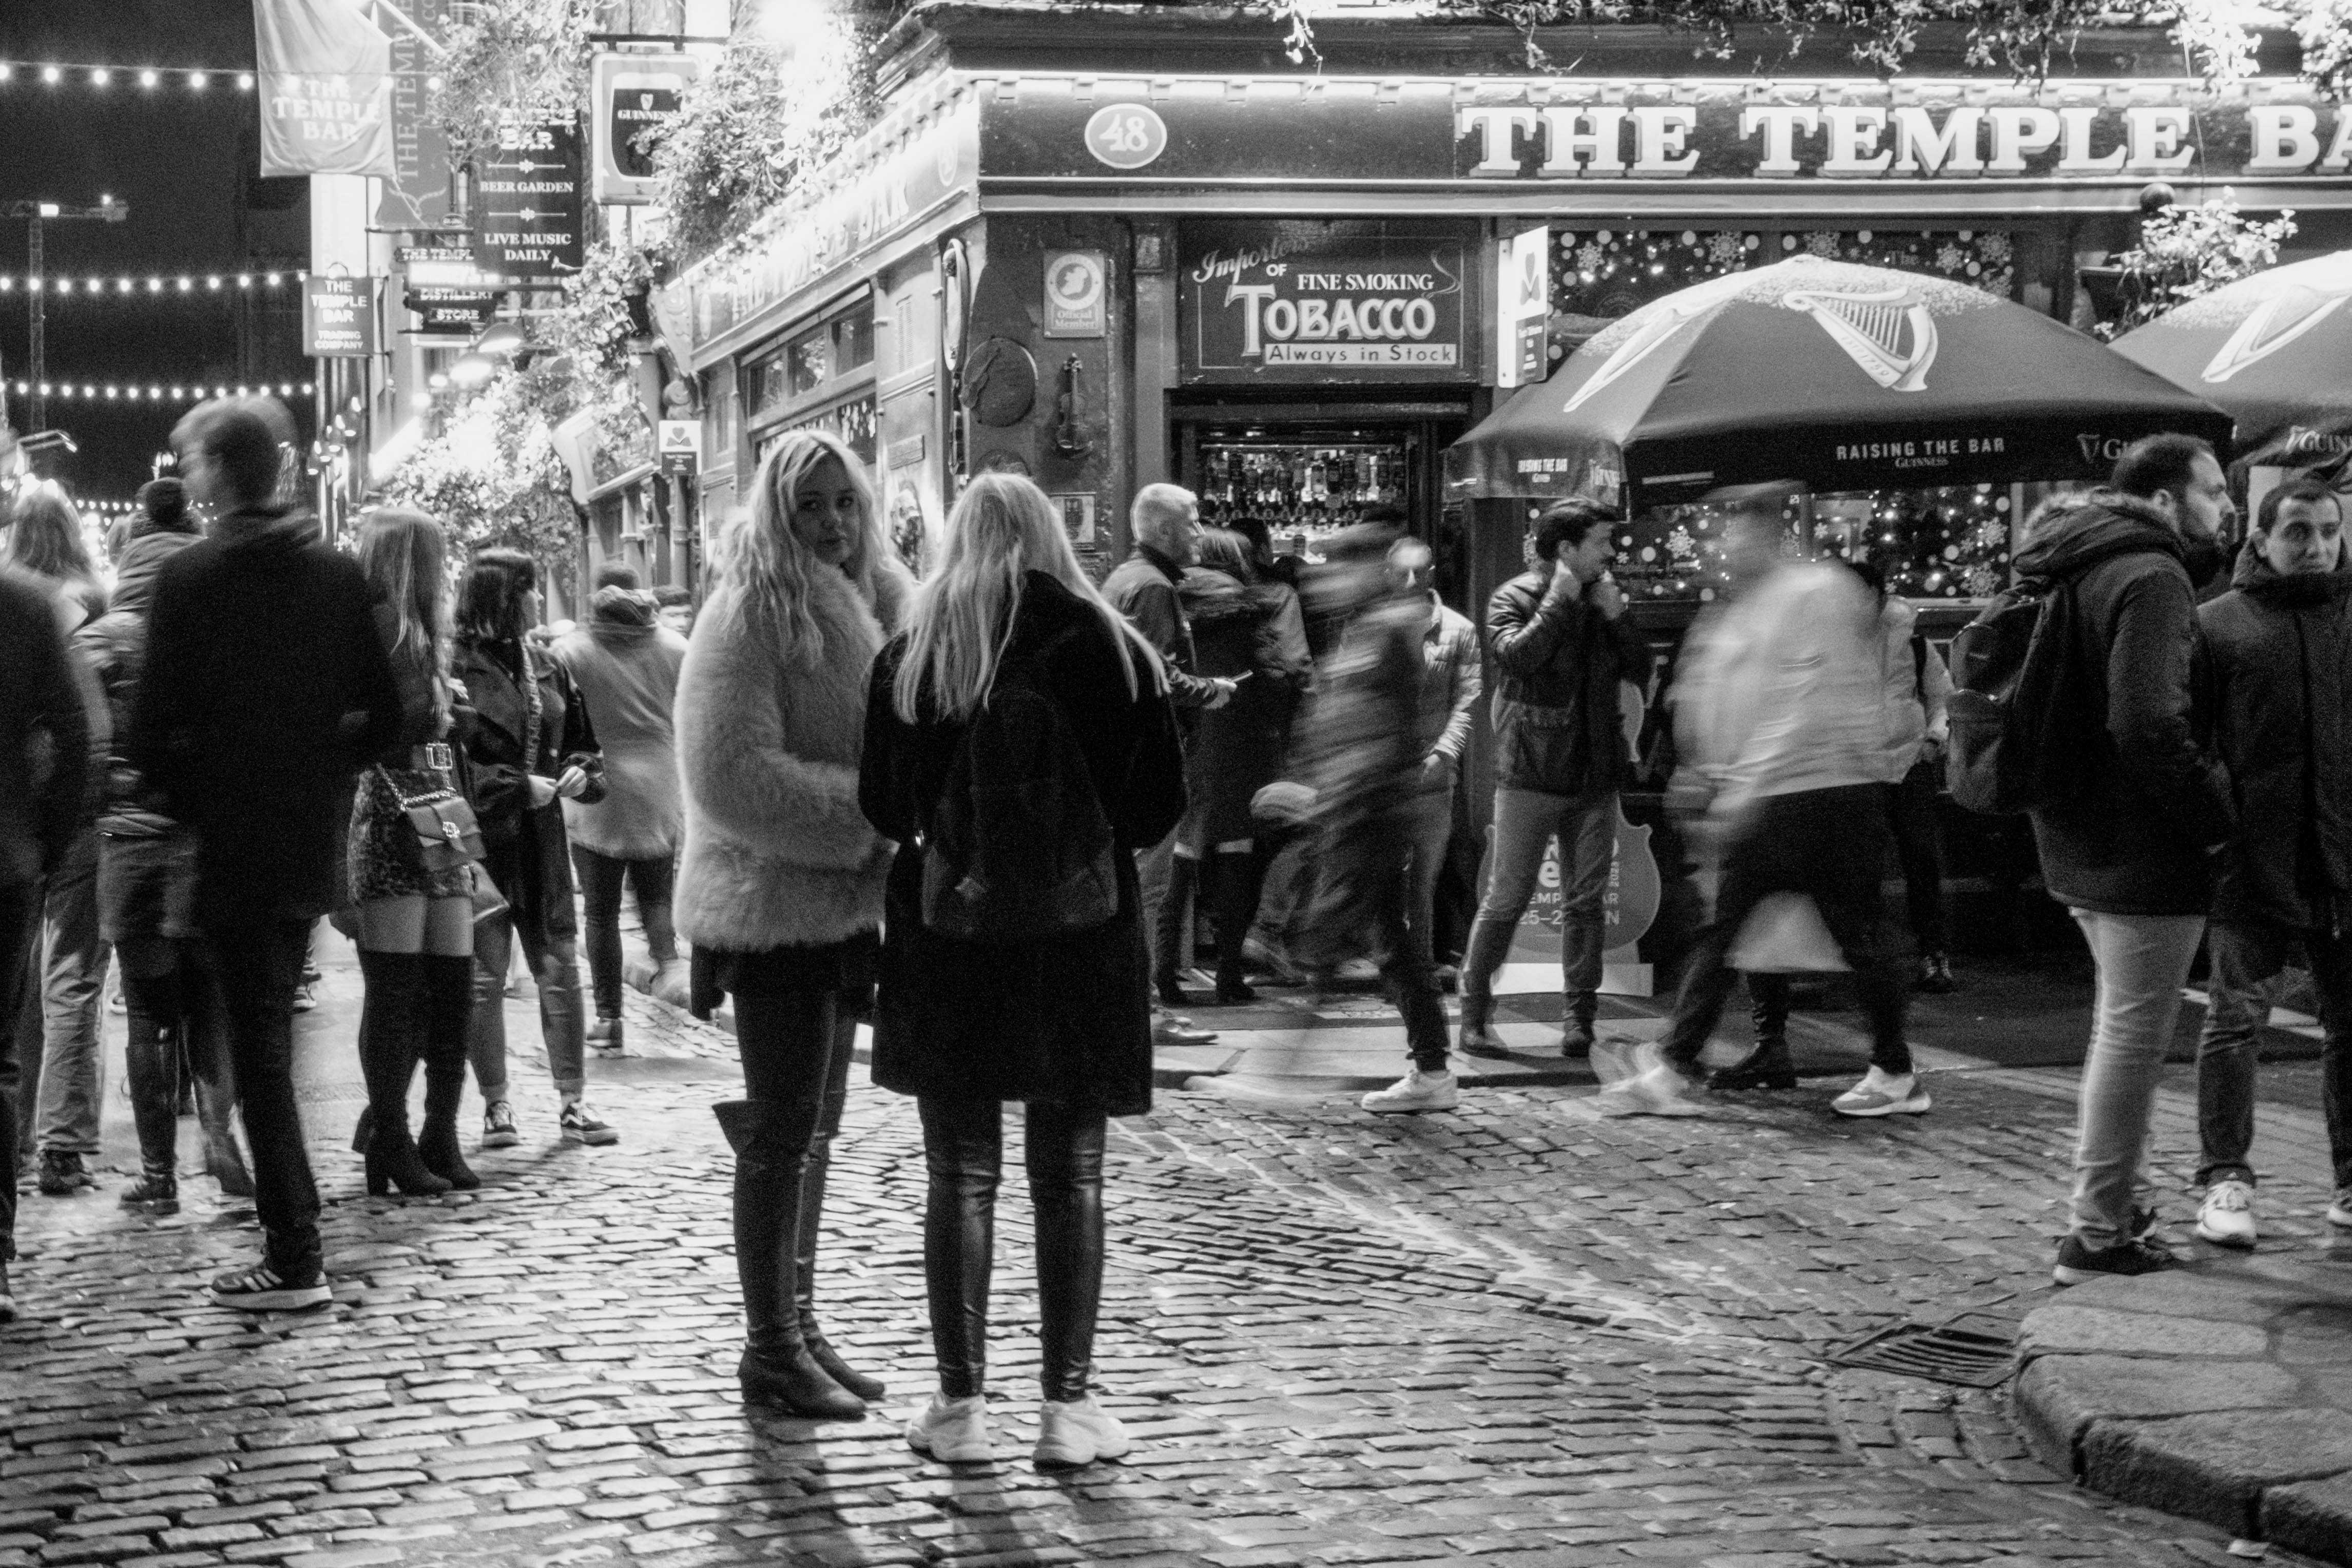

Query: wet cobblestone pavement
[5,973,2339,1568]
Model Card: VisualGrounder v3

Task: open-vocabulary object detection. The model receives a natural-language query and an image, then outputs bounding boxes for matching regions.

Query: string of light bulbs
[0,272,309,298]
[6,380,316,404]
[0,62,449,90]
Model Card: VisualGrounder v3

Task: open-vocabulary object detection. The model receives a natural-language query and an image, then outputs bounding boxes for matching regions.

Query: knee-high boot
[713,1099,864,1419]
[795,1137,884,1400]
[416,955,480,1189]
[119,977,182,1206]
[354,952,450,1197]
[1210,850,1263,1003]
[1151,854,1198,1003]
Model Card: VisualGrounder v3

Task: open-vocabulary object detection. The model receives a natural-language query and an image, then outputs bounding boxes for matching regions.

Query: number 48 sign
[1084,103,1168,170]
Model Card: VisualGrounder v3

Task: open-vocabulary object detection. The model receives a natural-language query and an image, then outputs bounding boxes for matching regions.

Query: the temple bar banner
[980,75,2352,189]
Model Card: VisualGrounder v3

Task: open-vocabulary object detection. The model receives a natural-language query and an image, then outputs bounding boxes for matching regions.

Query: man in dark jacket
[0,567,91,1324]
[1104,485,1233,1044]
[2189,479,2352,1249]
[2022,434,2237,1287]
[129,397,403,1312]
[1458,498,1651,1058]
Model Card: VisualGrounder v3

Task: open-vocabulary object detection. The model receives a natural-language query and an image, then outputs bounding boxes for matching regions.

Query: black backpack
[1943,573,2086,816]
[919,640,1119,943]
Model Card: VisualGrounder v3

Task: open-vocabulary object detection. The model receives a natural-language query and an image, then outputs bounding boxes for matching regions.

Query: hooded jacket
[2015,490,2233,917]
[2196,541,2352,929]
[127,503,403,923]
[549,587,688,861]
[75,529,201,835]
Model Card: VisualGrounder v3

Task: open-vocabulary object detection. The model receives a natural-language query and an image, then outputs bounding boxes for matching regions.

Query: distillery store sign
[1181,224,1471,381]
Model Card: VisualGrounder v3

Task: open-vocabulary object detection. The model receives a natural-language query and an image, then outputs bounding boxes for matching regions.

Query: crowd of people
[0,396,2345,1464]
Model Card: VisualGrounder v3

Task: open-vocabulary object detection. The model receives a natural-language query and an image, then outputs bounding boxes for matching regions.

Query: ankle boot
[1457,991,1503,1055]
[1560,992,1598,1059]
[713,1099,865,1420]
[1708,1034,1798,1091]
[1151,855,1198,1003]
[796,1137,885,1400]
[416,956,480,1189]
[355,952,451,1198]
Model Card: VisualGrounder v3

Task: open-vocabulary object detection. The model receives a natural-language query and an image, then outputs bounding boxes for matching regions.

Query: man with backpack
[2188,478,2352,1250]
[1991,435,2236,1285]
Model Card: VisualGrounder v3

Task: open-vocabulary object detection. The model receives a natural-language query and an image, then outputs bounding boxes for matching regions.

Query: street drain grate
[1827,1312,2019,1387]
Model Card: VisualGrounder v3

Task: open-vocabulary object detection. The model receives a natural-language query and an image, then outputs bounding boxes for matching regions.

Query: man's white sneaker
[905,1393,994,1463]
[1832,1067,1931,1118]
[2195,1178,2259,1248]
[1594,1061,1702,1118]
[1360,1068,1458,1115]
[1034,1394,1133,1468]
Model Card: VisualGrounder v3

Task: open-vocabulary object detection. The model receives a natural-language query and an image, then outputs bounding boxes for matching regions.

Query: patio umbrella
[1447,255,2231,508]
[2111,250,2352,475]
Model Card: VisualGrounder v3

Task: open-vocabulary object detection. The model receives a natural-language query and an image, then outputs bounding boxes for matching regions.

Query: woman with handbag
[676,430,911,1419]
[453,549,612,1150]
[347,509,481,1195]
[859,474,1184,1468]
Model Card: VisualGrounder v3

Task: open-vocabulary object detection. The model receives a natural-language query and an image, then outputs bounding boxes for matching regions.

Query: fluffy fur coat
[674,557,910,952]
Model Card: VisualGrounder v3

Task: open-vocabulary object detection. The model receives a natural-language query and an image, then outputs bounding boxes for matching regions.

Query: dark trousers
[1298,805,1450,1071]
[1887,761,1949,954]
[120,940,235,1178]
[917,1096,1109,1403]
[206,918,320,1256]
[572,847,677,1019]
[0,880,41,1261]
[1664,786,1911,1076]
[2197,918,2352,1191]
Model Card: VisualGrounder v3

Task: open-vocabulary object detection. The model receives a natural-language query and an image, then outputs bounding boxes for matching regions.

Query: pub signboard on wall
[473,122,584,283]
[1179,221,1476,383]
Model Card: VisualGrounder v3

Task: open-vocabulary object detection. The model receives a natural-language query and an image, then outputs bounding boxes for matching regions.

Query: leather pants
[916,1098,1108,1402]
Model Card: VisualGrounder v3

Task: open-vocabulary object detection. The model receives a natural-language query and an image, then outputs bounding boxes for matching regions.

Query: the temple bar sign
[1456,96,2352,181]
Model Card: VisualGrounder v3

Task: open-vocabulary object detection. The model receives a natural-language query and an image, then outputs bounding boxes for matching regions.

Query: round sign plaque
[1084,103,1168,170]
[961,337,1038,427]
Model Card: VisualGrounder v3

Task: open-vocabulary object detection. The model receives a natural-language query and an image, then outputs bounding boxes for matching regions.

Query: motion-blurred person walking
[1393,536,1481,989]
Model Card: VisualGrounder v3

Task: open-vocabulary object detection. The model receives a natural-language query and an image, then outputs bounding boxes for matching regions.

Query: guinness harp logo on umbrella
[1785,285,1938,392]
[2201,285,2352,384]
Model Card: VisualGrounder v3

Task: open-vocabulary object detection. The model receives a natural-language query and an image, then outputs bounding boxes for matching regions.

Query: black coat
[127,505,402,924]
[1486,569,1653,798]
[1178,566,1307,848]
[452,634,606,939]
[859,572,1185,1114]
[0,568,90,887]
[2196,543,2352,929]
[2016,492,2234,917]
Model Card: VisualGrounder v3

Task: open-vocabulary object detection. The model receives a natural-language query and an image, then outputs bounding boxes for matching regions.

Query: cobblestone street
[5,945,2342,1568]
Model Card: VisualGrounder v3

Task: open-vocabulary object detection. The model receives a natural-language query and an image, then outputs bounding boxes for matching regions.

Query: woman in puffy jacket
[674,430,910,1419]
[452,548,609,1151]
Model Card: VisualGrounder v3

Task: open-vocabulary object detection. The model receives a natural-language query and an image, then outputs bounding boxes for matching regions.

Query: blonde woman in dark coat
[676,430,911,1418]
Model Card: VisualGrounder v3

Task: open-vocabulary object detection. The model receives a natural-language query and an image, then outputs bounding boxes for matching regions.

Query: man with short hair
[2190,478,2352,1249]
[129,397,404,1311]
[1105,485,1236,1045]
[2015,434,2237,1285]
[1600,488,1918,1120]
[1459,499,1650,1059]
[1392,537,1480,984]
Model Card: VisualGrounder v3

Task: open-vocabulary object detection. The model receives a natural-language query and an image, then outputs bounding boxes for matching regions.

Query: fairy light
[0,269,305,298]
[5,378,315,403]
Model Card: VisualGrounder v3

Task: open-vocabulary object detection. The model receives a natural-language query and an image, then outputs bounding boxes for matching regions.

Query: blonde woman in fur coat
[676,430,911,1419]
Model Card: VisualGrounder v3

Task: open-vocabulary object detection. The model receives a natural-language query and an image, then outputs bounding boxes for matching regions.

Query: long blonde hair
[724,429,896,664]
[356,507,452,725]
[893,473,1164,723]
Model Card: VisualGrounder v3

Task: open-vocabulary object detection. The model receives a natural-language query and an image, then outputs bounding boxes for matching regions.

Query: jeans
[918,1096,1109,1402]
[1460,789,1616,1004]
[1887,761,1949,954]
[572,846,677,1019]
[0,880,41,1259]
[2196,918,2352,1192]
[1661,786,1911,1076]
[2069,908,2205,1249]
[1403,789,1455,975]
[470,901,586,1100]
[1135,829,1177,981]
[33,830,110,1156]
[1297,805,1450,1072]
[206,918,321,1254]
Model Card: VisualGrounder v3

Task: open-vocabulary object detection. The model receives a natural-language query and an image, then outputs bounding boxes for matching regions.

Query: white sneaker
[1034,1394,1133,1468]
[1832,1067,1931,1118]
[2329,1188,2352,1229]
[1594,1062,1703,1118]
[1361,1068,1458,1115]
[2195,1178,2259,1248]
[905,1393,994,1463]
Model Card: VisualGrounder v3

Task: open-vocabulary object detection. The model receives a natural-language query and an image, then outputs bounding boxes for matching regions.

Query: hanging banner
[591,53,701,205]
[474,122,585,282]
[375,0,457,227]
[1496,225,1550,389]
[253,0,397,178]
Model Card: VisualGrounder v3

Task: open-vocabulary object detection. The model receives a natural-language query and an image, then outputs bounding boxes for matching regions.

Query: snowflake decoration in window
[1936,243,1967,272]
[1964,564,2001,598]
[1576,242,1605,273]
[1706,232,1746,268]
[1978,233,2013,264]
[1806,232,1841,258]
[1666,525,1698,561]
